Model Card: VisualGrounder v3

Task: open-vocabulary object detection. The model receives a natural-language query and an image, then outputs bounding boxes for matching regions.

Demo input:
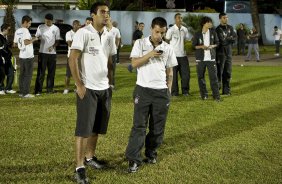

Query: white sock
[76,166,85,171]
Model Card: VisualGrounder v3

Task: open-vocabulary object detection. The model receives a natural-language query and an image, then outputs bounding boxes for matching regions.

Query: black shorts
[66,58,71,78]
[75,88,112,137]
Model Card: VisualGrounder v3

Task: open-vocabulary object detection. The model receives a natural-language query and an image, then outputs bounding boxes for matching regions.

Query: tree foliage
[182,14,205,36]
[77,0,112,10]
[1,0,18,46]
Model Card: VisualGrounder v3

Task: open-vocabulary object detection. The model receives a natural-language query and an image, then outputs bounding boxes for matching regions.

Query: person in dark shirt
[128,22,145,72]
[237,23,247,55]
[215,12,236,96]
[192,16,221,102]
[245,27,260,62]
[0,23,16,94]
[132,22,144,45]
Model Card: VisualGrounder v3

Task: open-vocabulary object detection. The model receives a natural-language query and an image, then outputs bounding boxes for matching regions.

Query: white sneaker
[19,94,23,97]
[63,89,69,94]
[0,90,5,95]
[274,53,280,56]
[23,94,35,98]
[5,90,16,94]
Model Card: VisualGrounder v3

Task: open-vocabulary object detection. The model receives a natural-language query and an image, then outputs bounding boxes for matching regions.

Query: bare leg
[85,134,98,159]
[75,136,88,167]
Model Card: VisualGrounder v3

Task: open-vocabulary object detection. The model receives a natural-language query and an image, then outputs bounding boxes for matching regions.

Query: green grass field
[1,64,282,184]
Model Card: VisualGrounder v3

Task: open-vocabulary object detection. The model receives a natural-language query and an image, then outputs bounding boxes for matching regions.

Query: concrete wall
[0,10,281,45]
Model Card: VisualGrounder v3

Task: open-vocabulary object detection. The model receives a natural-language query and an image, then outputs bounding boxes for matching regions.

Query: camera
[157,50,163,54]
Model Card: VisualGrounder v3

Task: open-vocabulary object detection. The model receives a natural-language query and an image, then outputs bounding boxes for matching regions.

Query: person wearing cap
[273,26,282,56]
[34,13,60,95]
[69,2,115,183]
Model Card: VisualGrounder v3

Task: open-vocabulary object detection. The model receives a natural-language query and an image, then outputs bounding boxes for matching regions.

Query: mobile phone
[157,50,163,54]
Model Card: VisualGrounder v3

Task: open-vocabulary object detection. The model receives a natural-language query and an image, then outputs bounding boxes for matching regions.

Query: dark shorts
[66,58,71,78]
[75,88,112,137]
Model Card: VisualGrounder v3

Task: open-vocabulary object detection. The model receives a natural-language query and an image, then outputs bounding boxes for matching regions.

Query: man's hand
[76,85,86,99]
[48,46,54,52]
[149,50,163,58]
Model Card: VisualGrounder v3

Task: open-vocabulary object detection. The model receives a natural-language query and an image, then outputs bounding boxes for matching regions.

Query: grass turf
[0,64,282,184]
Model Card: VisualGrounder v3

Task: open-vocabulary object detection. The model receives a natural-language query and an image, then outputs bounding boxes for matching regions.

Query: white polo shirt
[203,29,214,61]
[71,24,116,90]
[165,24,190,57]
[65,29,75,57]
[13,27,34,59]
[130,37,178,89]
[106,26,120,52]
[274,29,282,41]
[35,24,60,54]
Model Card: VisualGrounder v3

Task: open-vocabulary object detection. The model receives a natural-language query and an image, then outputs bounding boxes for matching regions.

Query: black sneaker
[128,161,140,173]
[74,168,89,184]
[143,157,157,164]
[84,156,105,169]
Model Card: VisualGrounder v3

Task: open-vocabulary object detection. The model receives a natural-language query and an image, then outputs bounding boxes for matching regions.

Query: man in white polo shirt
[125,17,177,173]
[34,13,60,95]
[69,2,115,183]
[166,13,191,96]
[106,17,120,88]
[63,20,81,94]
[273,26,282,56]
[14,15,38,98]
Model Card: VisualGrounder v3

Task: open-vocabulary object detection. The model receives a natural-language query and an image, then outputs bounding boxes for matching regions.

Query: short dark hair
[22,15,32,24]
[200,16,213,27]
[73,20,80,25]
[174,13,181,19]
[90,2,108,15]
[45,13,53,20]
[219,12,227,19]
[139,22,144,25]
[86,17,92,21]
[1,23,10,32]
[274,26,278,29]
[151,17,167,29]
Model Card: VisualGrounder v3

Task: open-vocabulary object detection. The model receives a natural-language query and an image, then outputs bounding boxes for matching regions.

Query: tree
[0,0,18,46]
[77,0,112,10]
[250,0,262,43]
[182,14,205,36]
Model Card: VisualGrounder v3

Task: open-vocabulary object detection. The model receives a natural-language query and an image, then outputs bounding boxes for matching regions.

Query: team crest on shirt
[88,46,99,55]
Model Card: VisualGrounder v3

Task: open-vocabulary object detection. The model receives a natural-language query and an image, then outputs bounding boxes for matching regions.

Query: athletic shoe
[23,94,35,98]
[35,93,41,96]
[274,53,280,56]
[128,161,140,173]
[0,90,5,95]
[63,89,69,94]
[143,157,157,164]
[6,90,16,94]
[84,156,105,169]
[74,168,89,184]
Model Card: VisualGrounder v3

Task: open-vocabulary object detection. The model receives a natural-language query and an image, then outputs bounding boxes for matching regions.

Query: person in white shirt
[69,2,115,183]
[13,15,38,98]
[125,17,178,173]
[63,20,81,94]
[34,13,60,95]
[192,16,221,102]
[106,17,120,88]
[273,26,282,56]
[165,13,191,96]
